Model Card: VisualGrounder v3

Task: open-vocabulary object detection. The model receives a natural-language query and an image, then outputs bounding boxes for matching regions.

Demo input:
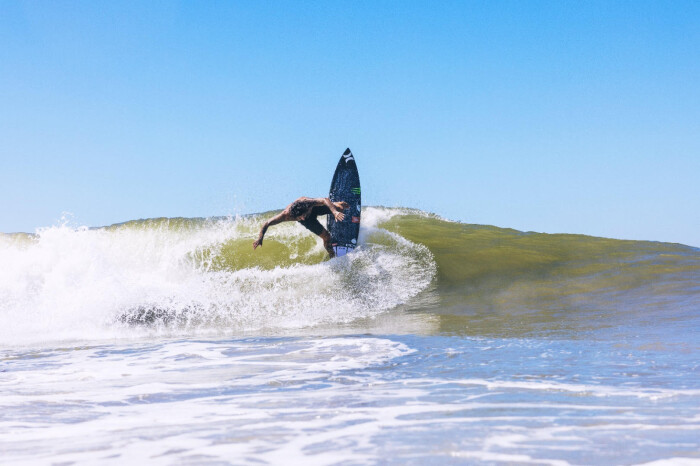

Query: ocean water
[1,207,699,465]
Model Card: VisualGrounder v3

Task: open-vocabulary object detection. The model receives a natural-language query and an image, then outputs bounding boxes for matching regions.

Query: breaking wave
[1,206,698,345]
[0,208,435,345]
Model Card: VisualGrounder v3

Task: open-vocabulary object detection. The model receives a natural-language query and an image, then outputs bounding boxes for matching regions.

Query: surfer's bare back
[253,197,350,258]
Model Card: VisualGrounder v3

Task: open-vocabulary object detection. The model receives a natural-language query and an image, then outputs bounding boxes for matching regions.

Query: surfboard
[327,148,361,257]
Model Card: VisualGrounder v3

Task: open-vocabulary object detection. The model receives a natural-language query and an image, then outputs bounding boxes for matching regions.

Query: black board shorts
[298,205,331,236]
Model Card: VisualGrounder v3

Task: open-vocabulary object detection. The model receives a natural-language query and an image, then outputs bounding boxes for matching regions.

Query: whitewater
[0,208,435,344]
[1,207,699,465]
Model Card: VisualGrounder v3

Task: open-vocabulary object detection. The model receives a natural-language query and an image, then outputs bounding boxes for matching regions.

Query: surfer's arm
[320,198,346,222]
[253,212,289,249]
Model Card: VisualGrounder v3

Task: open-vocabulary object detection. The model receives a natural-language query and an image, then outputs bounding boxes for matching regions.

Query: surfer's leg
[298,217,335,257]
[319,229,335,258]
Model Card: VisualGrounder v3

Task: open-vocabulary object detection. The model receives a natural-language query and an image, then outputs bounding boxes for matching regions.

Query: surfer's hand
[334,211,345,222]
[253,238,262,250]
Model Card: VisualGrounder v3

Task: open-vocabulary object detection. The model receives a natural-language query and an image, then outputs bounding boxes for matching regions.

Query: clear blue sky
[1,1,699,246]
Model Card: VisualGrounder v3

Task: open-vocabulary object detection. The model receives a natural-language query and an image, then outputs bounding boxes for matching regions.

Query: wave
[0,208,436,345]
[379,210,699,338]
[1,207,698,345]
[382,210,699,299]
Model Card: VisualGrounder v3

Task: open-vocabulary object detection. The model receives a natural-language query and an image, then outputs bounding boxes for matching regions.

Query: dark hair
[289,200,313,218]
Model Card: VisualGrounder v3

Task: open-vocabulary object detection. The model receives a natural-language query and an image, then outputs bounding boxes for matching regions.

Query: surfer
[253,197,350,258]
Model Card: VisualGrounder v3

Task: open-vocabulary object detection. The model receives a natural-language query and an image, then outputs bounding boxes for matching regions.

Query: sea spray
[0,208,436,346]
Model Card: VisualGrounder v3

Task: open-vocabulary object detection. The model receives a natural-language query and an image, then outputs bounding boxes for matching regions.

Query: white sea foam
[0,208,436,347]
[447,378,700,400]
[360,205,455,227]
[636,459,700,466]
[0,337,415,464]
[2,336,699,465]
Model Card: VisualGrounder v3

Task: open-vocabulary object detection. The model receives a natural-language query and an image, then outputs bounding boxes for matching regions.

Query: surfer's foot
[324,244,335,258]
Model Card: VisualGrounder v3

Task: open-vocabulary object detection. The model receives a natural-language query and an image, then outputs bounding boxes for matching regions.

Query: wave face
[1,207,698,345]
[380,212,700,339]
